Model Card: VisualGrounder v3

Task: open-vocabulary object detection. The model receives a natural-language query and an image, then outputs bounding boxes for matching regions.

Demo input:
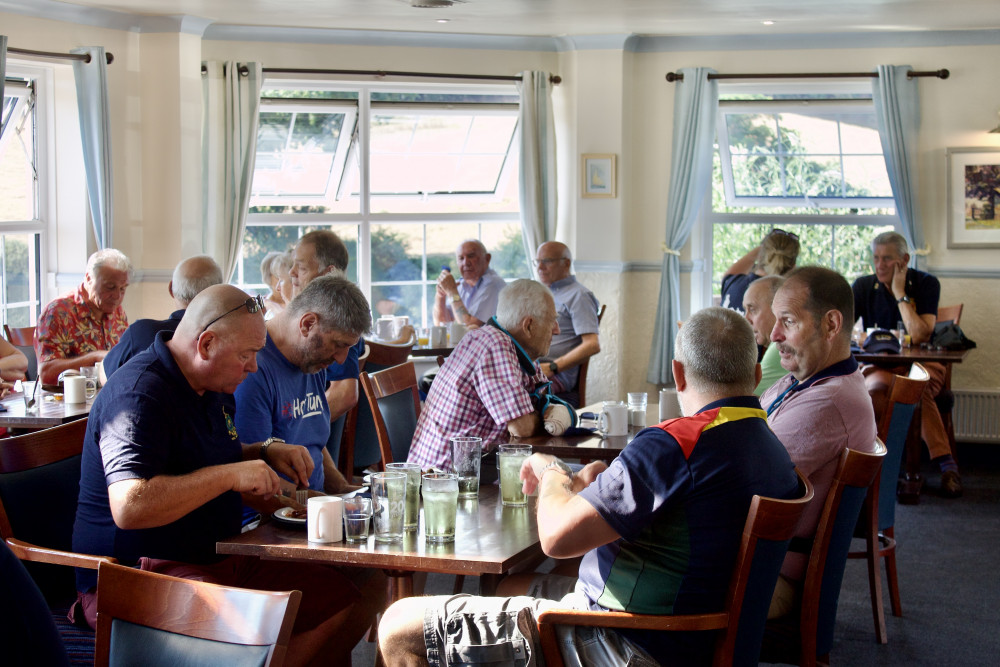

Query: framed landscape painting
[947,147,1000,248]
[582,154,616,198]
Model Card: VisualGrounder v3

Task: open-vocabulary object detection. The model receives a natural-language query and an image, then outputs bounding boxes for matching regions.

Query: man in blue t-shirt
[378,306,799,667]
[235,274,372,493]
[103,255,222,377]
[72,284,384,664]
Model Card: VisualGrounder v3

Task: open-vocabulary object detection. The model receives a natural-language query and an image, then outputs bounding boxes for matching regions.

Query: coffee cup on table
[598,401,628,437]
[64,375,96,404]
[430,325,448,348]
[307,496,343,544]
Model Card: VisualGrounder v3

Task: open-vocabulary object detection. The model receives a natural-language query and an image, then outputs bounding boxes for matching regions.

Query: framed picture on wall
[582,153,617,198]
[947,147,1000,248]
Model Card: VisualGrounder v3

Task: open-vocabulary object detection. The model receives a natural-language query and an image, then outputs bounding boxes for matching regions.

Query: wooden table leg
[897,401,924,505]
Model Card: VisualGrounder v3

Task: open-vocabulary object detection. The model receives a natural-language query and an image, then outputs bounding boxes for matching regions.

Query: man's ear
[672,359,687,393]
[299,311,320,336]
[196,331,215,361]
[484,252,492,265]
[167,281,175,299]
[823,309,844,340]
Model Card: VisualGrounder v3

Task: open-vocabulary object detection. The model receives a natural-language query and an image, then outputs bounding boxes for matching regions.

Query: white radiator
[953,390,1000,444]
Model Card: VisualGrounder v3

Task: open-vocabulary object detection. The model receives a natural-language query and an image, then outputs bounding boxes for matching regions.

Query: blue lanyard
[766,378,799,417]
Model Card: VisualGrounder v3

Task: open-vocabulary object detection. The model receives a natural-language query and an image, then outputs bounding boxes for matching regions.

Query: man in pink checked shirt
[408,279,559,471]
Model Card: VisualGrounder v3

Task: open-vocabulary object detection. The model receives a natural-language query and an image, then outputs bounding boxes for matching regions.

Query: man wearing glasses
[534,241,601,407]
[72,284,383,665]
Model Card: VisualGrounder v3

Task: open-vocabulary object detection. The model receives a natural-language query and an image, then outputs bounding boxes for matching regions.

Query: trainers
[940,470,963,498]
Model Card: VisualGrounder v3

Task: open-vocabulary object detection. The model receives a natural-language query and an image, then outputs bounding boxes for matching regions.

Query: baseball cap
[863,329,901,354]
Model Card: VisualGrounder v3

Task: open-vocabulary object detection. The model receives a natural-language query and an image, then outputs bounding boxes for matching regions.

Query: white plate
[272,506,307,527]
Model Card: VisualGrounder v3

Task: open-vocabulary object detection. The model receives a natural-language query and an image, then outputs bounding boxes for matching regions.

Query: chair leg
[884,527,903,617]
[867,539,888,644]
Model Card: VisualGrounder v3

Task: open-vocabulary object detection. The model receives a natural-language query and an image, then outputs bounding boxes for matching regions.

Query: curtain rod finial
[665,72,683,82]
[106,52,114,65]
[937,68,950,79]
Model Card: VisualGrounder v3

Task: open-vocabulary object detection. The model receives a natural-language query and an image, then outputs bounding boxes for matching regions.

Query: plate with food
[272,506,308,527]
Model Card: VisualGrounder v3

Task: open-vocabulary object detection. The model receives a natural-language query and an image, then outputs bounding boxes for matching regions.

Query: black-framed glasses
[199,295,265,335]
[533,257,569,266]
[769,228,800,241]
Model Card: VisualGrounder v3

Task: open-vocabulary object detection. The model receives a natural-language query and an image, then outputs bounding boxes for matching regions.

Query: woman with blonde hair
[261,250,293,316]
[720,228,800,312]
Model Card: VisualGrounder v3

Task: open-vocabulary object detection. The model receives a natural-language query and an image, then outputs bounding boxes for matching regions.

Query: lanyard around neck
[766,378,800,417]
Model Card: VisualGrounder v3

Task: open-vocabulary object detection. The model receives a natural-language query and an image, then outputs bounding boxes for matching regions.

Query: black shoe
[940,470,963,498]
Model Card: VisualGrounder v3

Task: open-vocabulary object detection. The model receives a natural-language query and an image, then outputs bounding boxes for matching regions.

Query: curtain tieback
[660,243,681,256]
[912,245,931,256]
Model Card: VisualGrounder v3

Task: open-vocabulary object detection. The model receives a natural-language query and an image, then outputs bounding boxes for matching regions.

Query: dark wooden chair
[1,539,71,667]
[4,324,37,381]
[537,470,814,667]
[559,303,605,408]
[934,303,963,459]
[337,340,414,478]
[0,418,116,664]
[359,361,421,468]
[94,561,301,667]
[763,442,887,666]
[848,363,928,643]
[327,344,371,474]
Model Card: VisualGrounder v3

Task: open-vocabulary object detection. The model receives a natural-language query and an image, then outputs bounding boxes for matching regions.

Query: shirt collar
[696,394,763,415]
[796,355,859,391]
[548,275,577,290]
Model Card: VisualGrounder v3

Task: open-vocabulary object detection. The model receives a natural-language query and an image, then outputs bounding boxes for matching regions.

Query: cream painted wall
[4,11,997,395]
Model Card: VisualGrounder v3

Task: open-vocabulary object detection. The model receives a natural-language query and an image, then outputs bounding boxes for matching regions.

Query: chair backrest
[1,540,71,667]
[0,418,89,600]
[359,361,422,467]
[721,469,815,666]
[94,561,301,667]
[936,303,962,326]
[328,344,372,474]
[4,324,38,381]
[800,442,886,663]
[571,303,606,408]
[874,363,929,530]
[341,340,415,473]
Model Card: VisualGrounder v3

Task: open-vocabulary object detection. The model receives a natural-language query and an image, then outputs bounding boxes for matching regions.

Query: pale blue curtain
[872,65,925,266]
[647,68,718,385]
[1,36,7,111]
[517,70,557,277]
[202,61,262,281]
[71,46,114,249]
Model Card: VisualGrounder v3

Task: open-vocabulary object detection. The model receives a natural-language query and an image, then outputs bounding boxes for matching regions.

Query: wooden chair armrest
[6,537,117,569]
[537,607,729,632]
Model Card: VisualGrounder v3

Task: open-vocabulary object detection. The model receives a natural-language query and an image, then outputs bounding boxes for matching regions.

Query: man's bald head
[175,285,263,342]
[170,255,224,307]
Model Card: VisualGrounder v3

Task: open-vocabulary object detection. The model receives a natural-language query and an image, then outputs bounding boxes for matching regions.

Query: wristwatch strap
[539,459,574,480]
[260,436,285,462]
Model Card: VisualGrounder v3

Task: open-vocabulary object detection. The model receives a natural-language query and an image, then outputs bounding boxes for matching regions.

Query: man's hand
[890,261,908,300]
[437,270,458,296]
[520,453,557,496]
[230,460,284,498]
[0,380,14,399]
[263,441,314,489]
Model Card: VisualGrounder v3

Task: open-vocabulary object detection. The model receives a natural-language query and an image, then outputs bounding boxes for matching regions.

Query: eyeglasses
[769,228,799,241]
[200,295,265,335]
[533,258,569,266]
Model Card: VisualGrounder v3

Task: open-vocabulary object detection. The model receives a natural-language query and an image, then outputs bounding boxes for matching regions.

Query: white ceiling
[13,0,1000,38]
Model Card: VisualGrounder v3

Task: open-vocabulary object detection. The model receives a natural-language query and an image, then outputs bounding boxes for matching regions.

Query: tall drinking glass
[451,436,483,498]
[498,445,531,506]
[371,472,406,543]
[386,462,422,531]
[422,473,459,543]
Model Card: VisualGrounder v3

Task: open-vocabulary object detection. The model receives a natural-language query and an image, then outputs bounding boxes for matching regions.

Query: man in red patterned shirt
[34,249,132,385]
[408,279,559,471]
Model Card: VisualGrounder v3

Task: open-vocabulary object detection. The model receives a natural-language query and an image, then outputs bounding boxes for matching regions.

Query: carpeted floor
[354,442,1000,665]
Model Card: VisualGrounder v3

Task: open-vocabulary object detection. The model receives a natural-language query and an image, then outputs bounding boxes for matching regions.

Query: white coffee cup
[430,325,448,348]
[64,375,97,404]
[659,388,682,421]
[598,401,628,437]
[450,322,466,346]
[393,315,410,339]
[375,317,395,341]
[307,496,343,543]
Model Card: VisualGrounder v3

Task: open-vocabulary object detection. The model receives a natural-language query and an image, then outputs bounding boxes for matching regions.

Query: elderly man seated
[103,255,223,376]
[72,284,384,666]
[743,275,785,397]
[534,241,601,407]
[432,239,506,328]
[408,279,558,471]
[381,306,799,666]
[34,249,132,385]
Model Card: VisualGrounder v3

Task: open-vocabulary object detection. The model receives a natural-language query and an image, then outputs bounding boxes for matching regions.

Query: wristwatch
[451,293,462,303]
[539,459,574,480]
[549,360,560,374]
[259,436,285,462]
[896,295,911,305]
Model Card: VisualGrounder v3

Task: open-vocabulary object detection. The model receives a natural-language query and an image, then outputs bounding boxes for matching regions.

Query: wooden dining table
[217,484,542,603]
[0,384,93,430]
[853,346,972,503]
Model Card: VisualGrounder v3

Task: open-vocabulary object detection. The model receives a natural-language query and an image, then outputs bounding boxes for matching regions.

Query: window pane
[238,223,358,292]
[0,94,36,222]
[253,111,346,197]
[424,223,479,278]
[2,232,40,327]
[480,223,529,279]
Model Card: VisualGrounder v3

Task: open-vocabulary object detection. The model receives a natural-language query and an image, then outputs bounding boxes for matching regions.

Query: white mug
[430,325,448,348]
[375,317,395,341]
[393,315,410,339]
[64,375,97,404]
[598,401,628,437]
[450,322,466,346]
[659,388,682,421]
[307,496,343,543]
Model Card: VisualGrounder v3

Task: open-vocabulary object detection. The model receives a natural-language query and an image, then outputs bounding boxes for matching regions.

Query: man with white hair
[35,249,132,385]
[408,279,559,471]
[432,239,506,327]
[381,307,799,667]
[103,255,223,376]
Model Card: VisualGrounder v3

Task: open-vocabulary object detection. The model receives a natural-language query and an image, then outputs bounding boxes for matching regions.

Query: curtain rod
[666,69,949,82]
[7,46,115,65]
[200,64,560,84]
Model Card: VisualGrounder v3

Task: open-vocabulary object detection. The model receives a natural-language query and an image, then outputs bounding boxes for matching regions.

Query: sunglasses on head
[769,228,799,241]
[200,294,265,335]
